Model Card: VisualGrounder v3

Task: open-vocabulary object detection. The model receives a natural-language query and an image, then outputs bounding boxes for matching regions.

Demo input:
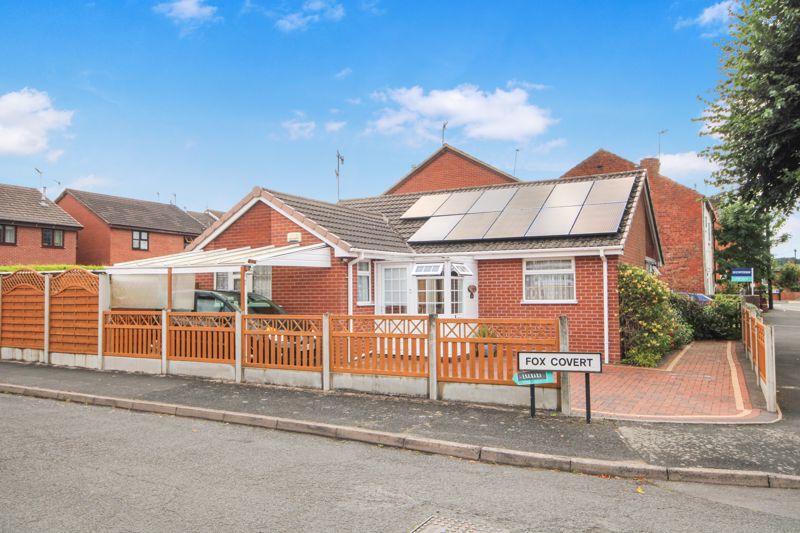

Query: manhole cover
[410,515,508,533]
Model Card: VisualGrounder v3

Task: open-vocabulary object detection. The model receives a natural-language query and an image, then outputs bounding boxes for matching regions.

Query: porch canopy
[105,243,331,275]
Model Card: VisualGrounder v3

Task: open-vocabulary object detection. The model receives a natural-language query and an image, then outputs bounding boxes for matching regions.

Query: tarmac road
[1,394,798,533]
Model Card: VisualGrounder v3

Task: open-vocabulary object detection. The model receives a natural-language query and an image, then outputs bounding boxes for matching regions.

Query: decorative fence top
[331,315,428,335]
[51,269,98,295]
[438,317,559,343]
[168,312,236,329]
[244,315,322,334]
[104,310,162,326]
[1,269,45,294]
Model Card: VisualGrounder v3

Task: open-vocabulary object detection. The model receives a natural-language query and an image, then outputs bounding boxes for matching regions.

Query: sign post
[512,371,555,418]
[517,351,602,423]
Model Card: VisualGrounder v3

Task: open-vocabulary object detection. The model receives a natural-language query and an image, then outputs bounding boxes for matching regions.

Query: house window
[523,259,576,302]
[0,225,16,245]
[357,261,371,304]
[450,277,463,314]
[417,278,445,314]
[132,230,149,250]
[252,266,272,298]
[412,263,444,276]
[41,228,64,248]
[214,272,230,291]
[382,266,408,314]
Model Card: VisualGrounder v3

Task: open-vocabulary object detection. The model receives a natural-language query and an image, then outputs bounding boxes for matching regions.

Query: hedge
[670,293,742,340]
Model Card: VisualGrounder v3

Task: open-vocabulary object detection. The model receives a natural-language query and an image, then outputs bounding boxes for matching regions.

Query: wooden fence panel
[437,318,560,385]
[0,270,45,350]
[49,269,99,355]
[167,312,235,363]
[103,311,162,358]
[756,321,767,382]
[330,315,428,377]
[243,315,322,370]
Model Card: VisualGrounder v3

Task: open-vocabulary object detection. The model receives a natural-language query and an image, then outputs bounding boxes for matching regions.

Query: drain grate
[410,514,508,533]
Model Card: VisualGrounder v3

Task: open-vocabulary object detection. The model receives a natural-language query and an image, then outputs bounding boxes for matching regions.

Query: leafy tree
[715,199,788,282]
[777,262,800,289]
[700,0,800,212]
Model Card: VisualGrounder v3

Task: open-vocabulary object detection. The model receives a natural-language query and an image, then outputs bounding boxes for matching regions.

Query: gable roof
[187,209,223,229]
[383,144,520,194]
[58,189,205,236]
[0,183,81,229]
[561,149,637,178]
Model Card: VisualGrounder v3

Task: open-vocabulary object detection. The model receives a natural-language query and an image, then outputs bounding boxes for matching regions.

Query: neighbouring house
[562,149,715,295]
[383,144,520,194]
[187,209,225,230]
[119,160,661,364]
[0,184,82,265]
[56,189,205,266]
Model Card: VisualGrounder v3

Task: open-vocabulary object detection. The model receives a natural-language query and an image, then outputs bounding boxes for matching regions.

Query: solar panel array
[405,176,635,242]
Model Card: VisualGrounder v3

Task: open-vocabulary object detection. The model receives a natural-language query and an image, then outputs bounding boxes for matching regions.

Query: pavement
[2,394,799,533]
[2,355,799,477]
[570,340,776,423]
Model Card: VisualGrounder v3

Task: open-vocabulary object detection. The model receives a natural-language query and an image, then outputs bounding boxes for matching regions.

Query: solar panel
[433,191,483,216]
[468,188,516,213]
[506,185,554,210]
[445,212,501,240]
[525,206,581,237]
[585,177,635,205]
[570,202,627,235]
[543,181,593,208]
[483,208,539,239]
[401,193,451,219]
[408,215,463,242]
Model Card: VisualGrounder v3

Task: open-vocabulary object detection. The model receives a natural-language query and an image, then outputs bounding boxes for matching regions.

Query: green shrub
[619,264,693,367]
[777,263,800,290]
[671,293,742,340]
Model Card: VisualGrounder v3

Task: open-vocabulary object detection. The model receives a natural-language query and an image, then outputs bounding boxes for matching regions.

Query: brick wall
[562,149,637,178]
[57,194,112,265]
[621,195,657,267]
[0,225,78,265]
[387,148,516,194]
[205,201,322,251]
[477,255,621,362]
[640,158,706,294]
[108,229,188,265]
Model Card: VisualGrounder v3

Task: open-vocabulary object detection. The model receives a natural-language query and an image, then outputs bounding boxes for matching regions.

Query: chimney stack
[639,157,660,179]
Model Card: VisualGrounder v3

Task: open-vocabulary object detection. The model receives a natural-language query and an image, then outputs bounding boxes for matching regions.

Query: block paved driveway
[570,340,777,423]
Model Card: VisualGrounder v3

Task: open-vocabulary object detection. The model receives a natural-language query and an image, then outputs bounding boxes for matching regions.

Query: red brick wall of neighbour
[478,256,622,362]
[108,229,187,265]
[561,150,636,178]
[387,149,516,194]
[205,201,322,251]
[640,159,707,294]
[0,226,77,265]
[621,195,658,267]
[57,194,111,265]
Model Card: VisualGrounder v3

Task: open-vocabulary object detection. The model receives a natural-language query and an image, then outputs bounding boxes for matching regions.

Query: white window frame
[416,277,445,315]
[451,263,473,277]
[521,257,578,304]
[356,261,372,305]
[382,265,409,315]
[412,263,444,276]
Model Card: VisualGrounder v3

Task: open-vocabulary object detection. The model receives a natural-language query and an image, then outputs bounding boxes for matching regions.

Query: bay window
[417,277,445,314]
[523,259,576,303]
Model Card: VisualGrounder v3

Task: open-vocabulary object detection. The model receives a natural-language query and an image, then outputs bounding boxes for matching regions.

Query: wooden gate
[0,270,45,350]
[49,269,99,355]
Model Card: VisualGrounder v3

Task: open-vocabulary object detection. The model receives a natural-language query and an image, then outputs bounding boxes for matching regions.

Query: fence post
[97,274,110,370]
[558,315,571,416]
[765,325,777,413]
[161,310,168,375]
[428,314,438,400]
[43,275,50,365]
[235,311,242,383]
[322,313,331,391]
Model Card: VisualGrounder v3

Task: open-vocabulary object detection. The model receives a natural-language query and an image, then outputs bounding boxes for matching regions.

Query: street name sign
[513,370,555,386]
[518,352,602,373]
[731,267,754,283]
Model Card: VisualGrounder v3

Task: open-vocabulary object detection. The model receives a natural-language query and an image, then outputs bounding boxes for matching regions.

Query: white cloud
[46,149,65,162]
[675,1,735,36]
[345,97,362,105]
[366,84,556,144]
[69,174,112,191]
[154,0,219,33]
[275,0,344,32]
[334,67,352,80]
[360,0,384,15]
[325,121,346,132]
[656,151,719,178]
[282,117,316,140]
[531,138,567,154]
[0,88,74,156]
[506,79,550,91]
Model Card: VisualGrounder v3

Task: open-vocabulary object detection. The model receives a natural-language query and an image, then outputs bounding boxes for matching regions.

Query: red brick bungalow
[186,165,662,364]
[56,189,205,266]
[0,184,82,265]
[562,149,716,295]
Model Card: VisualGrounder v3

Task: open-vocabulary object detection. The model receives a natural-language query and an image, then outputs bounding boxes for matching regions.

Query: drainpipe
[600,249,610,364]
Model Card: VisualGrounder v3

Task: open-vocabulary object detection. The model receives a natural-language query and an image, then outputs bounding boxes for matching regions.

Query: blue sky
[0,0,797,257]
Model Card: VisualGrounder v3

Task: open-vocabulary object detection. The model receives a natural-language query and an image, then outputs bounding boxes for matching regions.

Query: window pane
[524,273,575,301]
[214,272,229,291]
[357,262,370,273]
[253,266,272,298]
[54,230,63,247]
[357,276,370,303]
[383,267,407,314]
[525,259,572,272]
[450,278,463,314]
[4,226,15,244]
[417,278,444,314]
[42,229,52,246]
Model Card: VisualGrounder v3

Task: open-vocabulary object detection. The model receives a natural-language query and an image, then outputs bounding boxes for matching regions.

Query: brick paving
[570,340,770,422]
